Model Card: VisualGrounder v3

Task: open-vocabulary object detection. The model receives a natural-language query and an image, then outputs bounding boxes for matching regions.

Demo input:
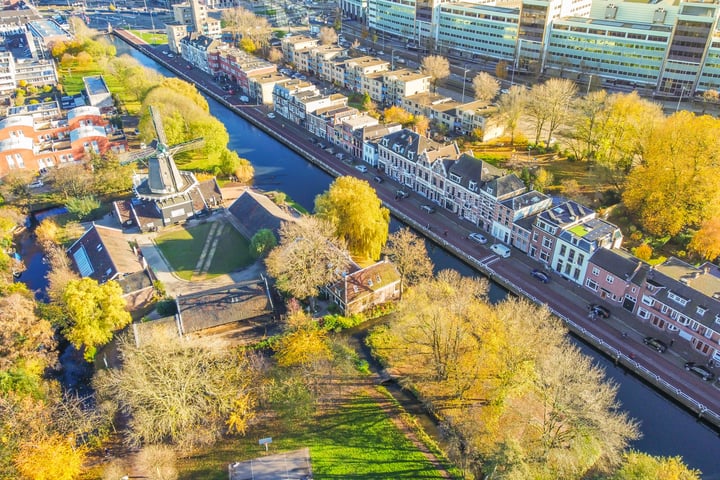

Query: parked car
[28,179,43,189]
[468,233,488,244]
[267,112,276,119]
[643,337,668,353]
[373,176,383,183]
[396,190,409,199]
[684,362,715,381]
[530,269,550,283]
[239,95,249,103]
[355,164,368,173]
[490,244,511,258]
[420,204,436,214]
[588,303,610,318]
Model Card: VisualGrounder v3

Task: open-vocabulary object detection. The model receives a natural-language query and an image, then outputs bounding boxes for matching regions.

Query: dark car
[588,303,610,318]
[530,269,550,283]
[684,362,715,381]
[643,336,668,353]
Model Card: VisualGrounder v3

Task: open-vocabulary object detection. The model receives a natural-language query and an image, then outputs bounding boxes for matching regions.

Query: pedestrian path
[192,221,226,277]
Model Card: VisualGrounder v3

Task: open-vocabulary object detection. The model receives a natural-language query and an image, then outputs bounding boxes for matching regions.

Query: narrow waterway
[105,39,720,477]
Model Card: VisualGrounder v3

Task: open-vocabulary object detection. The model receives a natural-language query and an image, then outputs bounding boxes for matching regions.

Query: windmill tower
[119,106,221,232]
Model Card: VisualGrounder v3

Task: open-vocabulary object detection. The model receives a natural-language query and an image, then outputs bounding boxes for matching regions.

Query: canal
[111,39,720,477]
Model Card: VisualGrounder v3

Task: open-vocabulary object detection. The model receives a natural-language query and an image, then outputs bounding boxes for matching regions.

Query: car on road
[239,95,249,103]
[28,179,43,189]
[355,164,368,173]
[420,204,436,214]
[267,112,276,119]
[168,53,174,58]
[588,303,610,318]
[643,336,668,353]
[490,244,511,258]
[396,190,409,199]
[530,269,550,283]
[373,176,383,183]
[468,233,488,244]
[684,362,715,381]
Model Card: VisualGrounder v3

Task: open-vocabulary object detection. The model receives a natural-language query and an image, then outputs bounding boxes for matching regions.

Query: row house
[494,191,552,251]
[382,69,431,106]
[361,70,385,104]
[334,113,379,157]
[281,35,318,66]
[400,92,454,119]
[247,71,286,105]
[180,34,222,74]
[378,129,460,205]
[343,56,389,92]
[528,200,596,267]
[587,250,720,361]
[444,154,527,231]
[288,90,347,128]
[0,104,126,177]
[271,78,319,121]
[359,123,403,167]
[294,44,344,76]
[213,47,277,94]
[307,105,355,139]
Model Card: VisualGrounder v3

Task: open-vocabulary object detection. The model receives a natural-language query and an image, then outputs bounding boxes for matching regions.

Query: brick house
[324,259,401,315]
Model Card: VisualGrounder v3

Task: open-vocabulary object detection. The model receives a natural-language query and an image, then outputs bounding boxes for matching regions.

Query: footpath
[112,29,720,429]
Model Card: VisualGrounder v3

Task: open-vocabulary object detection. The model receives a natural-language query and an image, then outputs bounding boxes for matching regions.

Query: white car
[267,112,276,119]
[469,233,488,244]
[239,95,249,103]
[490,243,511,258]
[355,164,368,173]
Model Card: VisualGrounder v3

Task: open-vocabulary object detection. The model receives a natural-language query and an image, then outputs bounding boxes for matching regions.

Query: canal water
[102,39,720,476]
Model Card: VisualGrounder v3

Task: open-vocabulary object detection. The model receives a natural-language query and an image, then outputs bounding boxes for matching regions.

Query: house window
[586,278,598,291]
[539,250,550,262]
[577,253,584,264]
[638,308,650,319]
[542,237,552,248]
[697,306,707,316]
[667,291,689,307]
[677,315,690,326]
[560,244,567,256]
[606,275,614,284]
[592,267,600,276]
[14,154,24,168]
[661,304,668,314]
[641,295,654,306]
[532,232,538,242]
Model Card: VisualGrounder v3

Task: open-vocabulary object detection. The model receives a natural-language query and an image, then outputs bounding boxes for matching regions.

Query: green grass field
[178,394,450,479]
[128,30,168,45]
[155,221,252,280]
[59,62,143,113]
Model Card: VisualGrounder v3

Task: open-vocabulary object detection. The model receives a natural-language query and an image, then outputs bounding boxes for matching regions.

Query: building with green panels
[367,0,418,40]
[698,42,720,92]
[545,17,671,87]
[436,3,519,62]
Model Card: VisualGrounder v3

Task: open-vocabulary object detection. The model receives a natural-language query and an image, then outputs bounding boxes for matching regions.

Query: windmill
[121,105,205,172]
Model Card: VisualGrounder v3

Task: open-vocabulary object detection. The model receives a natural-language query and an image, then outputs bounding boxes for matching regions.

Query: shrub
[65,195,100,220]
[249,229,277,259]
[320,313,365,331]
[155,298,177,316]
[633,243,653,261]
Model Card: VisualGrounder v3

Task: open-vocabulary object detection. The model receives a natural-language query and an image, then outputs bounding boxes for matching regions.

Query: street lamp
[676,85,686,112]
[461,64,470,103]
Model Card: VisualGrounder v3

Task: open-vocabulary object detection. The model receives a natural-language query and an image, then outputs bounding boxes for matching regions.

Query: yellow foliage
[15,434,85,480]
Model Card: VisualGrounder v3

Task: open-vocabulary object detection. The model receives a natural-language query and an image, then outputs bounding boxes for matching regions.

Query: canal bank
[108,31,720,475]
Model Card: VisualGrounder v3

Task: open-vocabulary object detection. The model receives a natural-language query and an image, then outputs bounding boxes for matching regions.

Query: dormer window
[367,279,373,287]
[450,173,461,183]
[697,306,707,316]
[667,291,689,307]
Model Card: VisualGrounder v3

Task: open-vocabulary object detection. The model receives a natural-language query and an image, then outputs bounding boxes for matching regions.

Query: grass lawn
[155,221,253,280]
[177,394,450,479]
[59,61,142,113]
[128,29,168,45]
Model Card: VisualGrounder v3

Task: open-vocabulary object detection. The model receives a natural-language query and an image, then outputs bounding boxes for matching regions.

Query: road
[114,29,720,424]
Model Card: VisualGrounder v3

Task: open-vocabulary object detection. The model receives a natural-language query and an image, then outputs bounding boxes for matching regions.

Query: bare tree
[221,7,272,50]
[318,26,338,46]
[421,55,450,92]
[496,85,527,144]
[472,72,500,103]
[382,227,434,296]
[267,47,283,64]
[526,78,577,145]
[265,216,351,308]
[136,445,178,480]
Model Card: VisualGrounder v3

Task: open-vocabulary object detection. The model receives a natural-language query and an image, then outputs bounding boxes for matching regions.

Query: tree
[496,85,527,144]
[623,111,720,236]
[495,60,508,80]
[688,216,720,261]
[45,243,80,303]
[612,451,701,480]
[48,164,94,200]
[0,292,56,371]
[526,78,577,145]
[221,7,272,50]
[265,216,350,307]
[15,434,85,480]
[472,72,500,103]
[318,26,338,45]
[249,228,277,259]
[136,445,178,480]
[421,55,450,92]
[61,278,132,361]
[633,243,653,262]
[94,333,262,448]
[383,105,413,126]
[564,90,608,162]
[267,47,283,63]
[382,228,433,295]
[315,176,390,260]
[91,152,133,195]
[412,115,430,136]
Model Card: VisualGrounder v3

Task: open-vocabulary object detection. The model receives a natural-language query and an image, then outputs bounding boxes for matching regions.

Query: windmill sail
[150,105,169,147]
